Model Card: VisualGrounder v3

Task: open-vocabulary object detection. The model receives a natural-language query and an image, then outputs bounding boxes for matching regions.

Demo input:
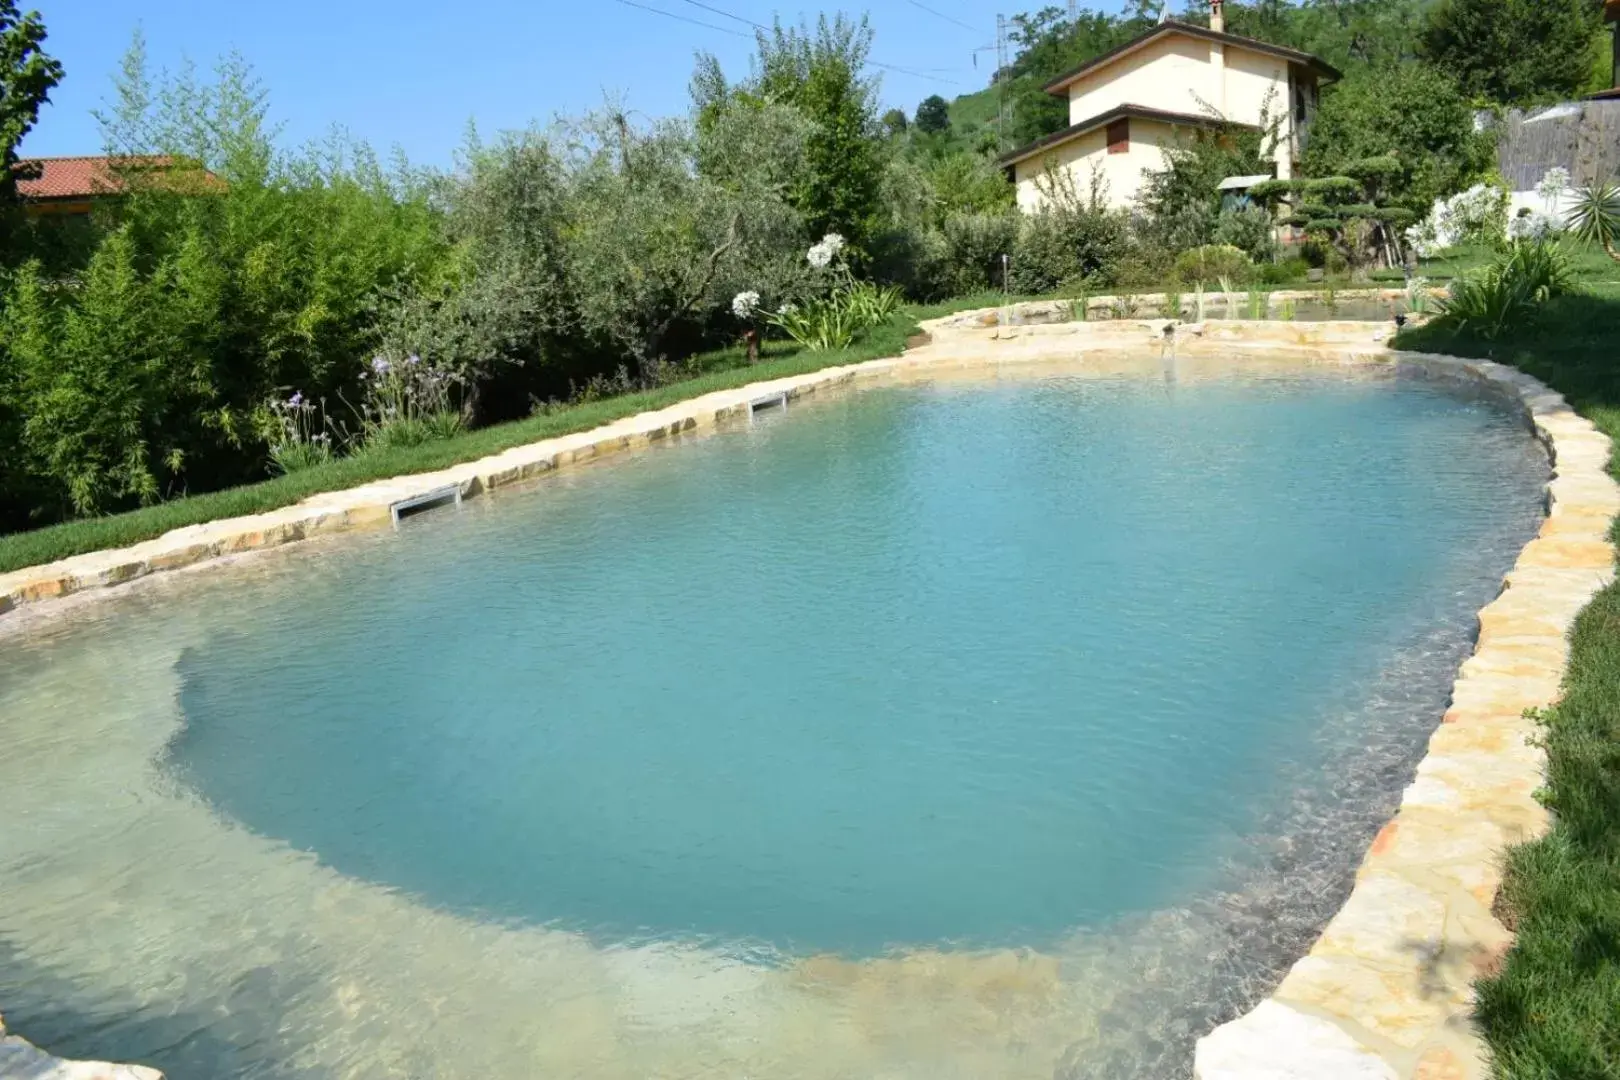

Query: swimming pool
[0,356,1547,1079]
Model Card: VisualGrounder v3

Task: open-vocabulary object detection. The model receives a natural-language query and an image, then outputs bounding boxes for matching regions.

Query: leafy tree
[915,94,950,134]
[0,1,63,250]
[0,41,448,521]
[1226,0,1426,69]
[1420,0,1604,105]
[1302,62,1492,218]
[881,107,908,136]
[694,16,885,255]
[1138,113,1277,254]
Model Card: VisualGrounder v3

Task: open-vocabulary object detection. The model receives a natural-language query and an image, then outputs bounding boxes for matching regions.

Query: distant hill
[947,85,1000,137]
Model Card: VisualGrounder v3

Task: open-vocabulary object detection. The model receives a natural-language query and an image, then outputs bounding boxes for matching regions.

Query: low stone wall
[926,288,1421,330]
[4,316,1611,1080]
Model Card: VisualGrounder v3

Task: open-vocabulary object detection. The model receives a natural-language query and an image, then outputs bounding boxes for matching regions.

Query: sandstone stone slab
[1194,1000,1398,1080]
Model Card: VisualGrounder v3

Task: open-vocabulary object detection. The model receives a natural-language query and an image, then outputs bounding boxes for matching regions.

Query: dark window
[1106,118,1130,154]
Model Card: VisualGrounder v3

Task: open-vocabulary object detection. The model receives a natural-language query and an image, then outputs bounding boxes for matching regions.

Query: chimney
[1210,0,1225,33]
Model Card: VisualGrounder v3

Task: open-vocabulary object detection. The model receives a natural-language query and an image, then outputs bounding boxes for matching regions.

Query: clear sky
[18,0,1096,167]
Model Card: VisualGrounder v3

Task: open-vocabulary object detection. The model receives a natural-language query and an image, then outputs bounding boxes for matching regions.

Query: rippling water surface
[0,360,1546,1079]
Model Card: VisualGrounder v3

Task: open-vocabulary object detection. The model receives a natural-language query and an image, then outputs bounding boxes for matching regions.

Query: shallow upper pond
[0,357,1548,1079]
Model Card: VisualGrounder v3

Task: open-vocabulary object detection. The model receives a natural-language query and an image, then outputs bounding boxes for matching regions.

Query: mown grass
[0,314,930,576]
[1399,266,1620,1079]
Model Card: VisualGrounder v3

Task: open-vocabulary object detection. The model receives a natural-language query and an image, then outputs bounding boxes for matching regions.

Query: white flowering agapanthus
[732,290,761,319]
[806,232,847,269]
[1508,210,1560,242]
[1409,183,1509,255]
[1535,167,1571,208]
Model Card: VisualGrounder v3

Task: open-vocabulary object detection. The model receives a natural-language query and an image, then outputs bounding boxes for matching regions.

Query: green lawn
[1397,261,1620,1078]
[0,315,933,576]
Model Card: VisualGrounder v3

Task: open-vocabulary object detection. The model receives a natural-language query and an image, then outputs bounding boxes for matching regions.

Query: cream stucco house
[1000,1,1339,214]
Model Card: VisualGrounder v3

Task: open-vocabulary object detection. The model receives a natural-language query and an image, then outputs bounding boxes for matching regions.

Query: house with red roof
[15,155,222,219]
[998,0,1339,214]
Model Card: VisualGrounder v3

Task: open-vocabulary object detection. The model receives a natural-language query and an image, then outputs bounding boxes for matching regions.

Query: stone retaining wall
[4,316,1611,1080]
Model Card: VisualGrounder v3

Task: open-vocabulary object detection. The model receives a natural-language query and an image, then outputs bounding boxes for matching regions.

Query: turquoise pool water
[0,359,1547,1079]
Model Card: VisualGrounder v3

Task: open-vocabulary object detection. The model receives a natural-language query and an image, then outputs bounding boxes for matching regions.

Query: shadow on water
[0,935,319,1080]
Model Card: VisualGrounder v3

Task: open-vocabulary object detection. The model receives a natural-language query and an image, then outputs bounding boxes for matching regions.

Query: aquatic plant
[1110,292,1142,319]
[1245,289,1267,320]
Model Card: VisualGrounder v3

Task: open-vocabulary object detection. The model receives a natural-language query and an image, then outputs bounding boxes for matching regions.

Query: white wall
[1014,120,1191,213]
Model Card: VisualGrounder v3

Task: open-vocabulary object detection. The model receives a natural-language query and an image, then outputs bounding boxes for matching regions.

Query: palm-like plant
[1564,181,1620,264]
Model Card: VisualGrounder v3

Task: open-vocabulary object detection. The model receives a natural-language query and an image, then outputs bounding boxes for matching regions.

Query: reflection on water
[0,359,1546,1079]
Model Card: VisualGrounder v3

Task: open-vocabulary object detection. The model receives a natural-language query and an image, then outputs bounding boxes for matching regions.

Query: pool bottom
[0,358,1546,1080]
[0,550,1521,1073]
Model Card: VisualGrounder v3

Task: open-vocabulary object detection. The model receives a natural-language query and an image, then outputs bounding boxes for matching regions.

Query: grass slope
[0,314,952,576]
[1399,273,1620,1079]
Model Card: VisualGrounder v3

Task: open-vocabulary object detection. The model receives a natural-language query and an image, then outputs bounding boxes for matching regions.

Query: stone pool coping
[928,287,1425,329]
[2,316,1611,1080]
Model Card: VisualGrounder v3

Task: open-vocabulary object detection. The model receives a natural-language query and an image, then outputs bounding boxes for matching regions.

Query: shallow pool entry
[0,361,1548,1079]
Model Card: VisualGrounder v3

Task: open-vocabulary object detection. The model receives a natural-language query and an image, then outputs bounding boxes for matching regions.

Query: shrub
[1563,180,1620,264]
[1259,256,1310,285]
[1111,243,1177,289]
[1172,244,1255,287]
[938,210,1020,295]
[1010,206,1130,294]
[1214,206,1277,262]
[1432,239,1576,339]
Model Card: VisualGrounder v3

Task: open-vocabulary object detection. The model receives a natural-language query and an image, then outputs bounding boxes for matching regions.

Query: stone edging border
[2,318,1611,1080]
[928,288,1425,330]
[1192,349,1619,1079]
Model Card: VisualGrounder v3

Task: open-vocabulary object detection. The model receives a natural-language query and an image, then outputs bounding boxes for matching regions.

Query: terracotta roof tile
[15,155,221,200]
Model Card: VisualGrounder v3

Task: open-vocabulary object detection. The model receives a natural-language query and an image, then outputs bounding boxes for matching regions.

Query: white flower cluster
[1406,184,1509,257]
[731,290,761,319]
[806,232,846,269]
[1535,166,1571,208]
[1508,210,1561,242]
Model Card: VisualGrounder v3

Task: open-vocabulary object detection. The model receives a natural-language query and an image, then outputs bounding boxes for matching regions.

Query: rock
[1194,1000,1396,1079]
[0,1034,164,1079]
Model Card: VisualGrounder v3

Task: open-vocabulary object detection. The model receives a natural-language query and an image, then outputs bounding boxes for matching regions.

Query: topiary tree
[1301,62,1492,222]
[1253,159,1417,275]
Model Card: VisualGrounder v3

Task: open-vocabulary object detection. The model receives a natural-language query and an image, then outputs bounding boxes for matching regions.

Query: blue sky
[19,0,1096,167]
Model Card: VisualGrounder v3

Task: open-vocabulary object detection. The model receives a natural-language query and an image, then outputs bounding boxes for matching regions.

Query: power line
[903,0,980,34]
[621,0,962,86]
[672,0,766,30]
[872,61,960,86]
[612,0,751,38]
